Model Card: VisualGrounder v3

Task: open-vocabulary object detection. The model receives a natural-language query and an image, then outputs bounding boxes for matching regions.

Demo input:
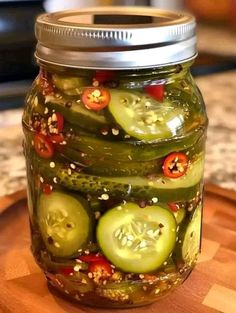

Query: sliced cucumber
[65,127,205,162]
[62,146,162,177]
[97,203,177,273]
[38,191,91,258]
[85,158,162,177]
[108,89,187,141]
[34,153,204,202]
[52,74,90,95]
[39,95,108,133]
[181,204,202,266]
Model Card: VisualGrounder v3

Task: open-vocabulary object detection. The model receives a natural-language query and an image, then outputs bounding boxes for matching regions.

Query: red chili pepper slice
[34,133,54,159]
[162,152,188,179]
[88,260,112,279]
[144,84,164,102]
[39,69,54,96]
[79,254,106,263]
[168,202,179,213]
[81,87,110,111]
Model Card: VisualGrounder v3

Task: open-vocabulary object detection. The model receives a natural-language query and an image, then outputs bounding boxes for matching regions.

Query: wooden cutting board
[0,184,236,313]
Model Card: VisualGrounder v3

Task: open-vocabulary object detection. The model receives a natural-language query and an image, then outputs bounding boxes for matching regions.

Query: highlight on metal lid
[35,6,197,69]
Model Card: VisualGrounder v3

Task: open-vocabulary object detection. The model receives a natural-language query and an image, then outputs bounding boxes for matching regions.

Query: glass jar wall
[22,61,207,307]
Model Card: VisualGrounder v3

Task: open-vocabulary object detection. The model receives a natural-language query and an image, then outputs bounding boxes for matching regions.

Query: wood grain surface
[0,184,235,313]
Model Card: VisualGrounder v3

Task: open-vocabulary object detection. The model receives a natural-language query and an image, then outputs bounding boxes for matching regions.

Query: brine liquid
[23,66,207,307]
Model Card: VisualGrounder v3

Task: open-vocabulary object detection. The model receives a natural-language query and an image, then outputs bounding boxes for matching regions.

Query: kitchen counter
[198,25,236,59]
[0,70,236,197]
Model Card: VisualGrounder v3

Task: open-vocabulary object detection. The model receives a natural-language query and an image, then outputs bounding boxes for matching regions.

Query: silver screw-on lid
[35,6,197,69]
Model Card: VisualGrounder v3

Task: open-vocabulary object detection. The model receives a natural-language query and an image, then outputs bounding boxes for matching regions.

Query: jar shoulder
[23,69,207,142]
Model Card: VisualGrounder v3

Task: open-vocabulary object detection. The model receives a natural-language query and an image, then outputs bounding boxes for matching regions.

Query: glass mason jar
[22,7,208,308]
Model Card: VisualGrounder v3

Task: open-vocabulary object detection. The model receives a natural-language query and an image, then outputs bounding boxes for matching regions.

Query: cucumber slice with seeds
[108,90,186,141]
[97,203,177,273]
[38,191,91,258]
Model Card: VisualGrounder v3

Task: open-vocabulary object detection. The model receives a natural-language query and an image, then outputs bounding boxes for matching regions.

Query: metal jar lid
[35,6,197,70]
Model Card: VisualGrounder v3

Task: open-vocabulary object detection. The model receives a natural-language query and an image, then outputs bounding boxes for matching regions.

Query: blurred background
[1,0,236,110]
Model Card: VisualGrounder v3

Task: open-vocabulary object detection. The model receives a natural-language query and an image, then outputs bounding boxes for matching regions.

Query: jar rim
[35,6,197,69]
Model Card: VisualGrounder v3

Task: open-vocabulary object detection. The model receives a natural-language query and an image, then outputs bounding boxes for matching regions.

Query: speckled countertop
[0,70,236,197]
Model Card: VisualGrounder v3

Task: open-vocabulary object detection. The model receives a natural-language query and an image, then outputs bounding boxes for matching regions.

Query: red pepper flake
[168,202,179,212]
[60,267,74,276]
[93,70,115,84]
[144,84,165,102]
[42,183,53,195]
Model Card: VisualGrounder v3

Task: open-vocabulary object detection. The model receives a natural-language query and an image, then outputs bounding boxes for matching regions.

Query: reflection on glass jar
[22,7,208,308]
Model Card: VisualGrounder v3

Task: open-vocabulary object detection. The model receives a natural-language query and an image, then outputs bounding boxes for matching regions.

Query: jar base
[47,280,162,309]
[45,270,190,309]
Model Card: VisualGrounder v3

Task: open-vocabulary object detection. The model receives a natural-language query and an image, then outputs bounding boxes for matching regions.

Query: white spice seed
[60,141,67,145]
[34,96,38,107]
[92,80,99,87]
[152,197,158,203]
[124,134,131,139]
[52,113,57,122]
[112,128,120,136]
[95,211,101,219]
[39,176,44,183]
[53,177,58,184]
[74,265,81,272]
[139,240,147,248]
[70,163,76,169]
[50,162,55,168]
[100,193,109,200]
[101,129,108,136]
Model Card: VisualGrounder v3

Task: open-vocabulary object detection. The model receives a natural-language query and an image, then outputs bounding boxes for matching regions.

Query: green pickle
[23,62,207,308]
